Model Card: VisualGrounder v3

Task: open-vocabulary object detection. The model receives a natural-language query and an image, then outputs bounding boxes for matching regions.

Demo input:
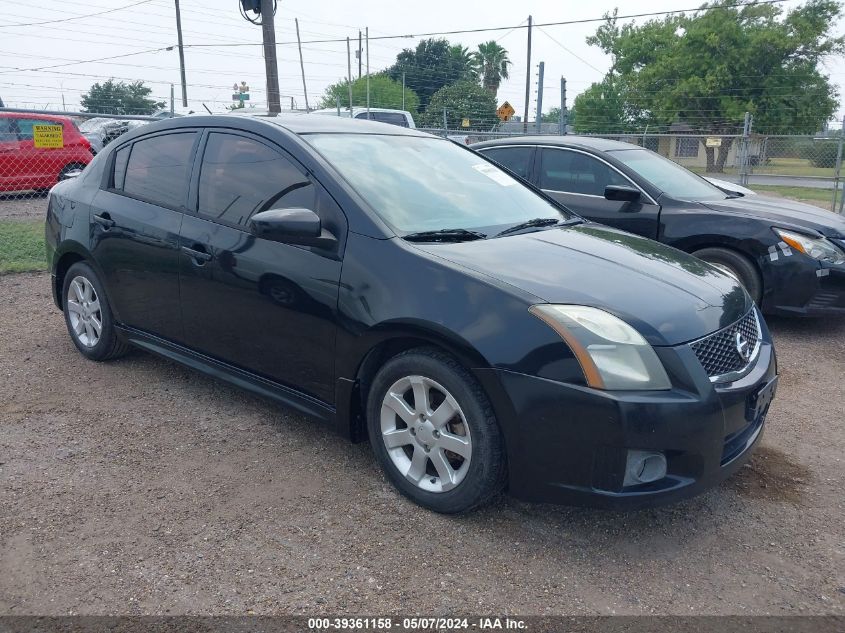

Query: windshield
[306,134,568,234]
[608,148,729,201]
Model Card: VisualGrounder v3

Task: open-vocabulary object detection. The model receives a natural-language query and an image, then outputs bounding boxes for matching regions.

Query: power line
[181,1,791,49]
[0,0,157,28]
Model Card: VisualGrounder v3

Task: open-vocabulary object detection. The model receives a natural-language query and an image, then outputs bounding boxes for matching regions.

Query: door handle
[181,245,213,263]
[92,213,115,228]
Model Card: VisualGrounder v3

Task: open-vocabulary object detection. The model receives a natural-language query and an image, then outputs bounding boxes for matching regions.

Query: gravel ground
[0,272,843,616]
[0,195,47,221]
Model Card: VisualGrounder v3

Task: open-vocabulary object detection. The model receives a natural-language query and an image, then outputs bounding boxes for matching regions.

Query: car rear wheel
[367,348,506,514]
[62,262,130,361]
[693,247,762,303]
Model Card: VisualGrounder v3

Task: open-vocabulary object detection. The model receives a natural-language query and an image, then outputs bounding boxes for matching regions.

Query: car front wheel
[367,348,506,514]
[62,262,130,361]
[693,247,763,303]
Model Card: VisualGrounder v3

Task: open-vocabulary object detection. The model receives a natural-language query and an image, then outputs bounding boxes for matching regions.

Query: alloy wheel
[66,275,102,347]
[380,375,472,493]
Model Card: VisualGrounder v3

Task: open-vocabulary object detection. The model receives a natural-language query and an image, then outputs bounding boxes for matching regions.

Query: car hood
[414,223,750,346]
[701,194,845,238]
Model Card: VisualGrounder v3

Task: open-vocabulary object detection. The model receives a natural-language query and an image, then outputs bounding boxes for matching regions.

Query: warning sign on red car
[33,124,64,148]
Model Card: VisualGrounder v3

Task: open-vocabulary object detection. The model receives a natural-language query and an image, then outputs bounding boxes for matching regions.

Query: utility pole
[346,36,353,110]
[358,30,362,79]
[560,77,567,135]
[535,61,544,134]
[260,0,281,113]
[523,15,532,134]
[366,27,370,116]
[174,0,188,107]
[295,18,310,111]
[170,83,175,115]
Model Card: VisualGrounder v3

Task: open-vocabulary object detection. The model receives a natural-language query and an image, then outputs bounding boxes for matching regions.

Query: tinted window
[609,148,727,201]
[355,112,409,127]
[123,132,196,208]
[112,146,130,190]
[306,134,571,234]
[480,147,533,180]
[0,118,14,141]
[197,133,314,227]
[15,118,65,141]
[539,149,628,196]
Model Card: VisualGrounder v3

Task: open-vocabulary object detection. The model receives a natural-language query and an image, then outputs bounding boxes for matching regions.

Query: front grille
[690,310,760,381]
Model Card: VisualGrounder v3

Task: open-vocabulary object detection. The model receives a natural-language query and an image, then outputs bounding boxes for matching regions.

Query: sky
[1,0,844,125]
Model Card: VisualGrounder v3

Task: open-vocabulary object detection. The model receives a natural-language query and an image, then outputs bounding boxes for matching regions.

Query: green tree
[419,80,497,129]
[450,45,479,81]
[80,79,165,115]
[473,41,511,98]
[387,38,475,109]
[572,76,650,134]
[318,74,420,113]
[583,0,844,170]
[541,106,576,129]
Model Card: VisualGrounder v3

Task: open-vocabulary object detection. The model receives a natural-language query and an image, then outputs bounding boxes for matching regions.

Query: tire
[366,348,506,514]
[61,261,130,361]
[58,162,86,182]
[693,247,762,304]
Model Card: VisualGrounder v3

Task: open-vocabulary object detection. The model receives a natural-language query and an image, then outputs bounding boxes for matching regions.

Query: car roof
[311,107,412,116]
[473,135,640,152]
[156,112,430,137]
[0,111,75,123]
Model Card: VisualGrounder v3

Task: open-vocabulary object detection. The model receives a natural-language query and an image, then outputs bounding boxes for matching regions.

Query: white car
[310,107,415,129]
[703,176,757,196]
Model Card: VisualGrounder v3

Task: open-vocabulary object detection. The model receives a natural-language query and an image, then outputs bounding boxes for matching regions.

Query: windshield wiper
[494,217,578,238]
[403,228,487,243]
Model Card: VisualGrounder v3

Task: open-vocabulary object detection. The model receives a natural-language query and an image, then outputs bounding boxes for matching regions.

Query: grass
[690,158,835,178]
[750,185,837,210]
[0,220,47,274]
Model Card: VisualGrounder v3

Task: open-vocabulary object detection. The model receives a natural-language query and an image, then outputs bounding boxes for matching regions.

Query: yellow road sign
[461,118,470,128]
[33,124,64,149]
[497,101,515,121]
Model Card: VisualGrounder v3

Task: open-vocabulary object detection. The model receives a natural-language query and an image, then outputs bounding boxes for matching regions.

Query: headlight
[529,305,671,391]
[774,228,845,265]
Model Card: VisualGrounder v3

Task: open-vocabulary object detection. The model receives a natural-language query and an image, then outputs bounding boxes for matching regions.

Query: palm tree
[449,45,478,81]
[473,41,511,98]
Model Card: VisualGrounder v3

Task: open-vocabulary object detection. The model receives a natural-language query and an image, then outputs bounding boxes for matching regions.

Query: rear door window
[196,132,314,228]
[539,148,628,196]
[479,147,534,180]
[112,145,131,190]
[123,132,197,209]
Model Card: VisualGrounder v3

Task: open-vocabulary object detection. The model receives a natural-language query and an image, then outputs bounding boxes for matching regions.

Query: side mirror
[249,208,337,249]
[604,185,641,202]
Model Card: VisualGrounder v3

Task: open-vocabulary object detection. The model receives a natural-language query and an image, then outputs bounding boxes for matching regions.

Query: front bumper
[761,253,845,316]
[475,338,778,509]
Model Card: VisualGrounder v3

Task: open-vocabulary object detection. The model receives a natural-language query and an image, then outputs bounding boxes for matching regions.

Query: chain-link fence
[2,107,843,215]
[0,109,157,220]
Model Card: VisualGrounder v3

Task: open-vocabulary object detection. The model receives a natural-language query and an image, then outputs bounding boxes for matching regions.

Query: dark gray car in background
[473,136,845,316]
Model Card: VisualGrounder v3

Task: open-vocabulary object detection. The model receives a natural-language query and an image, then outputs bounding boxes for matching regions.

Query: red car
[0,112,93,193]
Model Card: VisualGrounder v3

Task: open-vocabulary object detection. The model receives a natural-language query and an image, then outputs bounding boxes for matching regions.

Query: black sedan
[46,115,777,513]
[473,136,845,316]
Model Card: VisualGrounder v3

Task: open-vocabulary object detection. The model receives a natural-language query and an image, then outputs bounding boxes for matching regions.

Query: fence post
[831,114,845,212]
[535,61,544,134]
[739,112,752,186]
